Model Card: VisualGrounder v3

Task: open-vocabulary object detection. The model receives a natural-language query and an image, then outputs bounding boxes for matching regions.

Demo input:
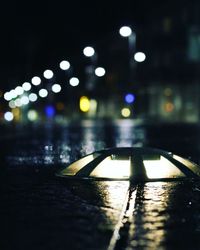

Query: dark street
[1,121,200,250]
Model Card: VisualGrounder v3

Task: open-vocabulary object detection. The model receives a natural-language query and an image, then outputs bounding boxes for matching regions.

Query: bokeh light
[15,86,24,96]
[22,82,32,91]
[4,111,14,121]
[119,26,132,37]
[27,110,38,121]
[83,46,95,57]
[80,96,90,112]
[121,108,131,117]
[31,76,41,86]
[95,67,106,77]
[43,69,54,79]
[125,93,135,104]
[52,84,61,93]
[134,52,146,62]
[69,77,79,87]
[39,89,48,98]
[45,105,55,118]
[59,60,70,70]
[29,93,38,102]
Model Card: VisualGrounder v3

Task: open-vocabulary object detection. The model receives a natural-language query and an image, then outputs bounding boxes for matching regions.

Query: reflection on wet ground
[1,120,200,249]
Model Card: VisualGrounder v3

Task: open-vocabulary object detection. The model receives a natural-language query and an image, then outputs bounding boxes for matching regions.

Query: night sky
[0,1,185,91]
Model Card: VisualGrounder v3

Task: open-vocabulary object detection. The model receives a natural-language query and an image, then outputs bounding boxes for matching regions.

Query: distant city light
[20,96,29,105]
[164,102,174,113]
[83,46,95,57]
[80,96,90,112]
[4,92,12,101]
[43,69,54,79]
[95,67,106,77]
[29,93,38,102]
[14,98,22,107]
[121,108,131,117]
[125,93,135,104]
[134,52,146,62]
[15,86,24,96]
[45,105,55,118]
[27,110,38,121]
[31,76,41,86]
[4,111,14,121]
[10,89,17,99]
[39,89,48,98]
[22,82,32,91]
[59,60,70,70]
[8,100,16,109]
[119,26,132,37]
[69,77,79,87]
[52,84,61,93]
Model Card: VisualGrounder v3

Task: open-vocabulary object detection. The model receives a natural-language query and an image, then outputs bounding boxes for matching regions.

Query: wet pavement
[1,120,200,250]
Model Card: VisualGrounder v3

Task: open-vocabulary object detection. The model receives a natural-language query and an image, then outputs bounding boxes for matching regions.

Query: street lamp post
[83,46,97,91]
[119,26,136,87]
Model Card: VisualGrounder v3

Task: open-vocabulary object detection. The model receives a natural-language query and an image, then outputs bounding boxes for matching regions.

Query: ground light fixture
[56,147,200,181]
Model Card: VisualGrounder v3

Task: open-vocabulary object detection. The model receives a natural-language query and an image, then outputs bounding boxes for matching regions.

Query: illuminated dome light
[8,100,16,109]
[43,69,54,79]
[10,89,18,99]
[52,84,61,93]
[121,108,131,118]
[4,111,14,122]
[125,93,135,104]
[29,93,38,102]
[15,86,24,96]
[27,110,38,121]
[14,98,22,107]
[59,60,70,70]
[80,96,90,112]
[20,96,29,105]
[95,67,106,77]
[83,46,95,57]
[31,76,41,86]
[119,26,132,37]
[4,92,12,101]
[22,82,32,91]
[56,147,200,181]
[134,52,146,62]
[69,77,79,87]
[39,89,48,98]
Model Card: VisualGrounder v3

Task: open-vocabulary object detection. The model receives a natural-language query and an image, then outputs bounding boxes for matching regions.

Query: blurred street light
[59,60,71,70]
[52,83,61,93]
[119,26,132,37]
[22,82,32,91]
[119,25,136,88]
[39,89,48,98]
[83,46,95,57]
[69,77,79,87]
[4,111,14,121]
[43,69,54,79]
[95,67,106,77]
[134,52,146,62]
[31,76,41,86]
[29,93,38,102]
[15,86,24,96]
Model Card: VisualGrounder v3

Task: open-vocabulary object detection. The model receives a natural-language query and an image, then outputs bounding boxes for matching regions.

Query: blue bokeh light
[45,105,55,118]
[125,93,135,104]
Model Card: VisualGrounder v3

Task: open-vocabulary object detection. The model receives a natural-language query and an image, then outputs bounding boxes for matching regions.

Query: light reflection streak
[127,182,171,249]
